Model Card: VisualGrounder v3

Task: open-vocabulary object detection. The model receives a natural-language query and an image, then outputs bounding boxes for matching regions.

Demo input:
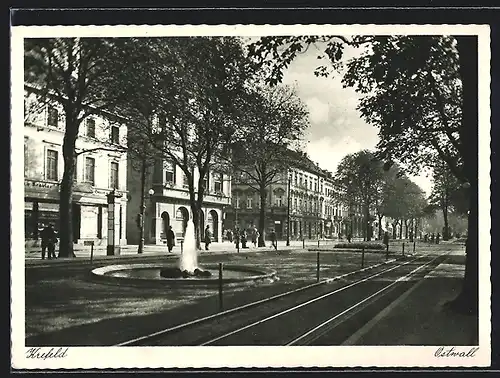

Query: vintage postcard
[11,23,491,369]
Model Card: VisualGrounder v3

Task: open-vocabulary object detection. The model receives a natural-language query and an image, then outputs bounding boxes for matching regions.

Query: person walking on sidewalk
[166,225,175,253]
[383,231,389,249]
[40,223,57,260]
[204,225,212,251]
[269,229,277,250]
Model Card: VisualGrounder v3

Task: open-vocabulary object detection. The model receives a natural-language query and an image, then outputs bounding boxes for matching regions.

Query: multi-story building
[126,156,231,245]
[24,85,129,247]
[225,151,367,241]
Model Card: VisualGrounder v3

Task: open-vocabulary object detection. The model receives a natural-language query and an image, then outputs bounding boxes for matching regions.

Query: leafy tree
[24,38,128,257]
[334,150,384,241]
[247,34,478,314]
[429,162,468,240]
[124,37,254,249]
[230,84,309,246]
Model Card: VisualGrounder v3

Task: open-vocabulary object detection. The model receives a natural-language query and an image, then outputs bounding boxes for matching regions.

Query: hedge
[334,242,386,250]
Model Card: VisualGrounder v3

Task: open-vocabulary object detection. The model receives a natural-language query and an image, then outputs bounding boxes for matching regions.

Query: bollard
[303,239,305,249]
[317,239,320,247]
[316,252,320,282]
[402,242,405,257]
[84,241,95,265]
[413,241,416,254]
[237,241,239,253]
[218,263,223,311]
[361,246,365,268]
[180,240,184,254]
[386,243,389,260]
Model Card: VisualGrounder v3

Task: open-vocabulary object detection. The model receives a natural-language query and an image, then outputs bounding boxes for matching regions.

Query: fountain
[159,221,212,278]
[90,220,277,287]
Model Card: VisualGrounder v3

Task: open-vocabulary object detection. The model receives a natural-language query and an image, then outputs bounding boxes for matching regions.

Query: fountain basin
[90,263,277,287]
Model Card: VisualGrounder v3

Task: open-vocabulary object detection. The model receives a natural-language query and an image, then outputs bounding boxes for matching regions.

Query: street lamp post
[138,188,154,254]
[286,174,291,246]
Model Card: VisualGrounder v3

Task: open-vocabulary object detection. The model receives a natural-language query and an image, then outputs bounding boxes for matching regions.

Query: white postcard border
[11,23,491,369]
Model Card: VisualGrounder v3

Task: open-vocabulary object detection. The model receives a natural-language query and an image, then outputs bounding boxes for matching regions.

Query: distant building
[24,85,128,247]
[126,156,231,245]
[225,151,366,240]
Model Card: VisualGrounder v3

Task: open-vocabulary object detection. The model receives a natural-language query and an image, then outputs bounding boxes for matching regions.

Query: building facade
[126,156,231,245]
[225,152,368,241]
[24,86,128,247]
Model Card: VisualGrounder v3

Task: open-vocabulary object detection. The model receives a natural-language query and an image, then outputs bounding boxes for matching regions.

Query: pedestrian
[241,229,248,248]
[227,229,233,243]
[431,233,435,243]
[347,233,352,243]
[269,229,277,250]
[436,232,440,245]
[251,227,258,247]
[40,223,57,260]
[204,225,212,251]
[383,231,389,248]
[234,227,240,250]
[424,234,428,243]
[166,225,175,253]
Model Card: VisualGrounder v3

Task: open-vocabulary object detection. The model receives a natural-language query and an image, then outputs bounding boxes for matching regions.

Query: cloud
[306,97,330,124]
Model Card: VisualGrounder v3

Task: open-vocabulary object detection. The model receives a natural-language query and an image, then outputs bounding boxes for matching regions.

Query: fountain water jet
[159,220,211,278]
[179,220,198,273]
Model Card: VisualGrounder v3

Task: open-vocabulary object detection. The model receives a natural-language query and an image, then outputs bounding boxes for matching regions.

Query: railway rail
[116,252,448,346]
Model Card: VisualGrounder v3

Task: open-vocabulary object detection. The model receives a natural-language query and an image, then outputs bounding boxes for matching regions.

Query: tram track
[116,254,436,346]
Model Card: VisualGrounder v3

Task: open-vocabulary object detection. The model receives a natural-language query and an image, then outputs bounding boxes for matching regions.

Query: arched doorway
[176,206,189,236]
[208,210,219,242]
[160,211,170,239]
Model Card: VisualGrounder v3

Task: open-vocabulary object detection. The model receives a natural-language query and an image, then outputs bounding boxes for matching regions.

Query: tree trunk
[258,186,267,247]
[392,221,398,239]
[446,35,478,315]
[365,206,371,241]
[377,213,383,240]
[192,203,202,250]
[399,221,403,239]
[58,122,78,258]
[442,204,450,241]
[404,219,409,239]
[137,159,146,254]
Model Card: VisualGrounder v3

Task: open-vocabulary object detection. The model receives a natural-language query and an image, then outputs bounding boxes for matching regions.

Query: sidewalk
[24,241,307,267]
[342,252,478,345]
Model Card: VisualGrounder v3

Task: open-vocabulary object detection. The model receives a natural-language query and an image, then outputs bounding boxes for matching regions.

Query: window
[202,173,209,192]
[294,198,297,209]
[299,175,303,186]
[275,195,283,207]
[47,106,58,127]
[164,160,175,183]
[235,195,240,209]
[247,196,253,209]
[214,173,223,193]
[86,118,96,138]
[110,126,120,144]
[110,162,119,189]
[85,157,95,185]
[46,149,58,181]
[299,199,303,210]
[305,178,308,189]
[183,172,189,187]
[294,172,297,186]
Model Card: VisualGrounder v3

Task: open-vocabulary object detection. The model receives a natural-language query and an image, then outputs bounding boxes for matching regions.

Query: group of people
[39,223,58,260]
[225,227,277,250]
[423,232,441,244]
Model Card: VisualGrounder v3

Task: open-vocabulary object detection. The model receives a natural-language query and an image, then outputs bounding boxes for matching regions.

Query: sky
[280,43,434,196]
